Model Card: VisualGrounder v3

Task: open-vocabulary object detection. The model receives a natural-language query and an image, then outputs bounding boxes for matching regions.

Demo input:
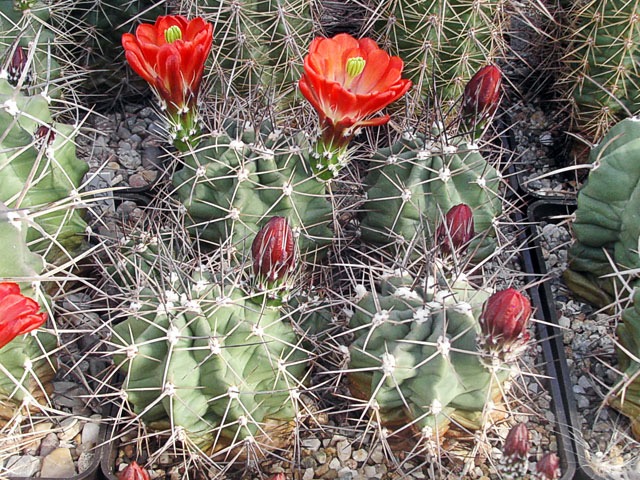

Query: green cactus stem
[346,273,511,441]
[558,0,640,141]
[110,265,309,452]
[370,0,507,115]
[609,287,640,440]
[0,78,88,262]
[565,117,640,307]
[360,128,503,260]
[171,120,333,262]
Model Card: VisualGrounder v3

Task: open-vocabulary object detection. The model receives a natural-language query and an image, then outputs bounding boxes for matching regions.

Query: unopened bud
[34,125,55,147]
[8,46,29,86]
[462,64,502,121]
[436,203,474,254]
[479,288,532,360]
[535,453,560,479]
[117,461,150,480]
[252,217,296,285]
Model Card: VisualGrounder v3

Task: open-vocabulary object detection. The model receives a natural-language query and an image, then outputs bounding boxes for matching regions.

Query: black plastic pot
[526,199,610,480]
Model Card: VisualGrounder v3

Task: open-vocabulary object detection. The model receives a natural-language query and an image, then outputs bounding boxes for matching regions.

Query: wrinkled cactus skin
[360,131,502,259]
[610,287,640,440]
[565,118,640,306]
[172,121,332,261]
[347,274,510,439]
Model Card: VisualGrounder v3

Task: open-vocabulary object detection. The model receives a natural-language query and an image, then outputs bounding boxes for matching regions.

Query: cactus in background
[0,0,61,89]
[609,287,640,440]
[346,273,518,440]
[368,0,507,113]
[360,129,503,260]
[0,78,88,261]
[0,212,56,420]
[558,0,640,141]
[110,262,308,452]
[67,0,169,104]
[190,0,315,112]
[171,120,333,261]
[564,118,640,306]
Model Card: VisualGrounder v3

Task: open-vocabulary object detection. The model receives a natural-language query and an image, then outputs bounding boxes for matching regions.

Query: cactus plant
[189,0,315,112]
[110,262,309,452]
[360,129,503,259]
[0,208,56,420]
[0,0,62,89]
[0,77,88,261]
[609,287,640,440]
[171,119,333,262]
[564,117,640,306]
[346,273,517,440]
[368,0,507,114]
[558,0,640,141]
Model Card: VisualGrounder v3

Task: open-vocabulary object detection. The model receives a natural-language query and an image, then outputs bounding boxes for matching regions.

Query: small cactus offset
[558,0,640,140]
[368,0,507,112]
[346,273,525,440]
[110,263,309,453]
[0,78,88,261]
[564,117,640,306]
[360,128,503,260]
[171,120,333,261]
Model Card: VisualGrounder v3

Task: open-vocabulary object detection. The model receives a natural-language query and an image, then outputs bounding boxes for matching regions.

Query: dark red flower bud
[503,423,530,460]
[8,46,29,86]
[252,217,296,284]
[118,461,150,480]
[462,65,502,121]
[536,453,560,479]
[34,125,56,147]
[268,475,286,480]
[479,288,532,359]
[436,203,474,254]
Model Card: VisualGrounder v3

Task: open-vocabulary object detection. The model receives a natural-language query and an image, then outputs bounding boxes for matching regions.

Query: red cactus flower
[118,462,150,480]
[436,204,474,254]
[536,453,560,479]
[122,16,212,113]
[268,475,286,480]
[479,288,532,359]
[462,64,502,122]
[252,217,296,285]
[503,423,530,459]
[0,282,47,351]
[299,33,411,178]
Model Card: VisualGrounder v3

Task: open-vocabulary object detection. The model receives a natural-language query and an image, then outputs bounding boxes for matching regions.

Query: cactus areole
[299,33,411,179]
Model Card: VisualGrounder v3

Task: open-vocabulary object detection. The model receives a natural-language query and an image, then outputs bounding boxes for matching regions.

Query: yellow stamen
[346,57,366,79]
[164,26,183,44]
